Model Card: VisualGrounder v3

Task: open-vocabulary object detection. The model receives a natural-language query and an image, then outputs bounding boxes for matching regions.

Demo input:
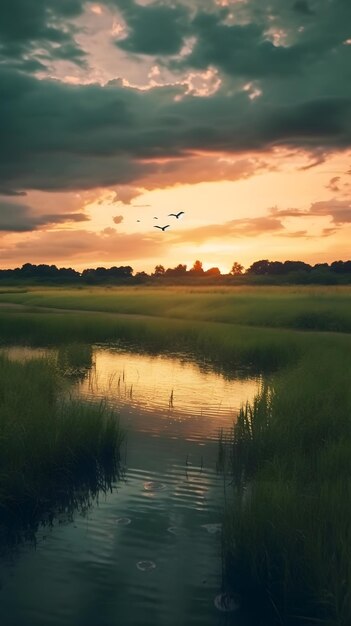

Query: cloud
[0,188,27,196]
[134,155,270,189]
[0,0,350,200]
[310,199,351,224]
[326,176,340,192]
[2,67,351,195]
[0,227,165,264]
[112,214,123,224]
[113,186,142,204]
[0,200,88,232]
[172,216,285,244]
[115,2,189,55]
[270,198,351,225]
[0,0,87,69]
[293,1,314,16]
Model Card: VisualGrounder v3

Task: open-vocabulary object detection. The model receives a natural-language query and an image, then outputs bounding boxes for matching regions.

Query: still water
[0,345,259,626]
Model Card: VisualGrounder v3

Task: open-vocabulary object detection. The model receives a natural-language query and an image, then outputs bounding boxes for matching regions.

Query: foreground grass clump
[220,349,351,626]
[0,354,123,546]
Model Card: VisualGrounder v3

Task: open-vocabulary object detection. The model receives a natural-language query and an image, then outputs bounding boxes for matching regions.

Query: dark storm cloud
[173,12,307,78]
[0,0,87,68]
[115,2,189,55]
[1,1,351,193]
[0,200,88,232]
[170,0,351,82]
[293,1,315,16]
[1,66,351,194]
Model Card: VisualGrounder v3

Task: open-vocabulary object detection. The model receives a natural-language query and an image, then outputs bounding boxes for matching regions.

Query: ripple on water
[116,517,131,526]
[143,481,166,492]
[214,592,240,612]
[202,523,222,535]
[167,526,184,536]
[136,560,156,572]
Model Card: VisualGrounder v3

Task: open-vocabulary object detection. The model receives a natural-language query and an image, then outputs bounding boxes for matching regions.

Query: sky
[1,0,351,273]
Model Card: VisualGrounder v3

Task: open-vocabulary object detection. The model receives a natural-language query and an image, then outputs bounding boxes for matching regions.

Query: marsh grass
[220,349,351,625]
[0,354,123,549]
[0,308,322,378]
[1,286,351,617]
[1,285,351,333]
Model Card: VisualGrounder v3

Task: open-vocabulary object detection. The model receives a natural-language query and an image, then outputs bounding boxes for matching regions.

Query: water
[0,345,259,626]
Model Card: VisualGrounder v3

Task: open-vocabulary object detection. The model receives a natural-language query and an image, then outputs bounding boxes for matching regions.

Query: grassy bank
[1,285,351,333]
[0,354,123,548]
[0,307,347,377]
[220,347,351,625]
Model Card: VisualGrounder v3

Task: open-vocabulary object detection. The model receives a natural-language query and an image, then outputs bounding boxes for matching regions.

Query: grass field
[0,285,350,622]
[1,284,351,332]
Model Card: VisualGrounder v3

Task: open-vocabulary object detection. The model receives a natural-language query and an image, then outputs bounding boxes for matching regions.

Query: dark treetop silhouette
[1,260,351,285]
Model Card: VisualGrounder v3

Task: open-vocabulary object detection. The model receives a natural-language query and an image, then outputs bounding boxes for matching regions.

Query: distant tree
[81,265,133,283]
[165,264,187,277]
[205,267,221,277]
[283,260,311,273]
[330,260,351,274]
[246,260,271,275]
[313,263,330,271]
[153,264,165,276]
[173,263,187,275]
[134,271,149,283]
[268,261,284,275]
[190,260,204,274]
[230,262,244,276]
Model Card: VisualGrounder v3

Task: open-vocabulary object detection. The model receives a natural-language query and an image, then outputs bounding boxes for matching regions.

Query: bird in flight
[169,211,184,219]
[153,217,158,219]
[154,225,170,232]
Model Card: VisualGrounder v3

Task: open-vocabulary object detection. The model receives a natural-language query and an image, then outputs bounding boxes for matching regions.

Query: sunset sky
[1,0,351,272]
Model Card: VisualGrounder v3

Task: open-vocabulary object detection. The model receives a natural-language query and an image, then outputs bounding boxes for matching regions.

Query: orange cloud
[171,216,285,244]
[0,228,165,266]
[133,154,271,189]
[112,215,124,224]
[270,198,351,225]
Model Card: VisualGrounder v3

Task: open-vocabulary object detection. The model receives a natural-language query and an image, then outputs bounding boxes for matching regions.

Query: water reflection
[0,343,260,626]
[0,455,120,556]
[79,346,259,441]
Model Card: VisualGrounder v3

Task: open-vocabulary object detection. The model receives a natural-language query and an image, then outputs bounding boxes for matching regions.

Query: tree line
[1,259,351,285]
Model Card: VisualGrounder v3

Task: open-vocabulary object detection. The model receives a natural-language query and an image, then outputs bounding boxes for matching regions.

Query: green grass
[220,347,351,625]
[0,307,341,377]
[0,354,123,548]
[1,285,351,332]
[1,285,351,620]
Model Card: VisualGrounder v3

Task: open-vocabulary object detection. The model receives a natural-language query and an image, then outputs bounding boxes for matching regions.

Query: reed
[0,354,123,548]
[220,348,351,625]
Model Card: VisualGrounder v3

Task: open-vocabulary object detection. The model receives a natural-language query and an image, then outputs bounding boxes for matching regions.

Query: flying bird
[154,225,170,232]
[153,217,158,219]
[169,211,184,219]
